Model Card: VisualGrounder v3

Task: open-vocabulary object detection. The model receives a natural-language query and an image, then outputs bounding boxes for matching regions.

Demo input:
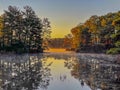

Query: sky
[0,0,120,38]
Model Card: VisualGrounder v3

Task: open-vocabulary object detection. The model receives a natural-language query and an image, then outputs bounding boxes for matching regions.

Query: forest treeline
[0,6,51,53]
[64,11,120,54]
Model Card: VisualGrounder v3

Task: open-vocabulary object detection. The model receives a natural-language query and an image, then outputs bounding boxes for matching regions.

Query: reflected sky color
[0,0,120,38]
[41,56,91,90]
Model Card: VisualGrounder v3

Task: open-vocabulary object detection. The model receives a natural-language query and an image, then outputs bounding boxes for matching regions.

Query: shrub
[115,41,120,47]
[106,48,120,54]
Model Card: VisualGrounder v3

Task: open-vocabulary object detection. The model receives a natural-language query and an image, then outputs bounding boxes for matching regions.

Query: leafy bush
[107,48,120,54]
[115,41,120,47]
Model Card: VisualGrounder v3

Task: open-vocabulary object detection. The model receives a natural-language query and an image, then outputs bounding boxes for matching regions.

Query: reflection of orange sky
[43,58,70,76]
[44,48,74,53]
[44,48,66,52]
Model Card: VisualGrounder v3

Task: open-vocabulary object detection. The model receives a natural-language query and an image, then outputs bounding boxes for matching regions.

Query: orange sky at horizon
[50,18,81,38]
[50,22,72,38]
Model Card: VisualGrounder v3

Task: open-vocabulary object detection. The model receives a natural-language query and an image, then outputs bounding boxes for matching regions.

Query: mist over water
[0,53,120,90]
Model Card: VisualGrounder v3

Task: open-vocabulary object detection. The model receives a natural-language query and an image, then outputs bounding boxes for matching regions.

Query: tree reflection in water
[70,55,120,90]
[0,54,51,90]
[0,53,120,90]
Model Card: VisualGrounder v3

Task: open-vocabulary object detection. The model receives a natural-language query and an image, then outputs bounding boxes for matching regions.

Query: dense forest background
[63,11,120,54]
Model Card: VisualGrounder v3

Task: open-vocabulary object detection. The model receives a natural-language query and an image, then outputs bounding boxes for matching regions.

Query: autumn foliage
[68,11,120,54]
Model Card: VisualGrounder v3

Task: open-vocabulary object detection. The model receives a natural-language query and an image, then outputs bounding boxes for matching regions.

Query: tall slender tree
[41,18,51,49]
[3,6,22,46]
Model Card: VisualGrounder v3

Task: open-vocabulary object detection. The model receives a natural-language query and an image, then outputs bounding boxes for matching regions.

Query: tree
[0,15,4,48]
[0,5,45,53]
[81,27,91,46]
[101,18,107,27]
[0,16,3,37]
[42,18,51,40]
[63,34,73,49]
[107,18,120,54]
[2,6,23,52]
[22,6,43,52]
[85,15,101,44]
[70,11,120,53]
[41,18,51,50]
[71,26,83,49]
[48,38,64,48]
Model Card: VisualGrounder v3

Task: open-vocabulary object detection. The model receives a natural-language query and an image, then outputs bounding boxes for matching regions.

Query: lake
[0,53,120,90]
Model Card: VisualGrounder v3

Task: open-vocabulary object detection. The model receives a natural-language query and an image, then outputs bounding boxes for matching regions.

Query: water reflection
[0,53,120,90]
[71,55,120,90]
[0,54,51,90]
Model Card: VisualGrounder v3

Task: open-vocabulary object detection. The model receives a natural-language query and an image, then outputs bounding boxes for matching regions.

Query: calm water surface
[0,53,120,90]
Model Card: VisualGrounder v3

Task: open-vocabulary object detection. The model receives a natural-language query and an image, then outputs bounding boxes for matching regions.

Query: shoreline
[0,51,119,64]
